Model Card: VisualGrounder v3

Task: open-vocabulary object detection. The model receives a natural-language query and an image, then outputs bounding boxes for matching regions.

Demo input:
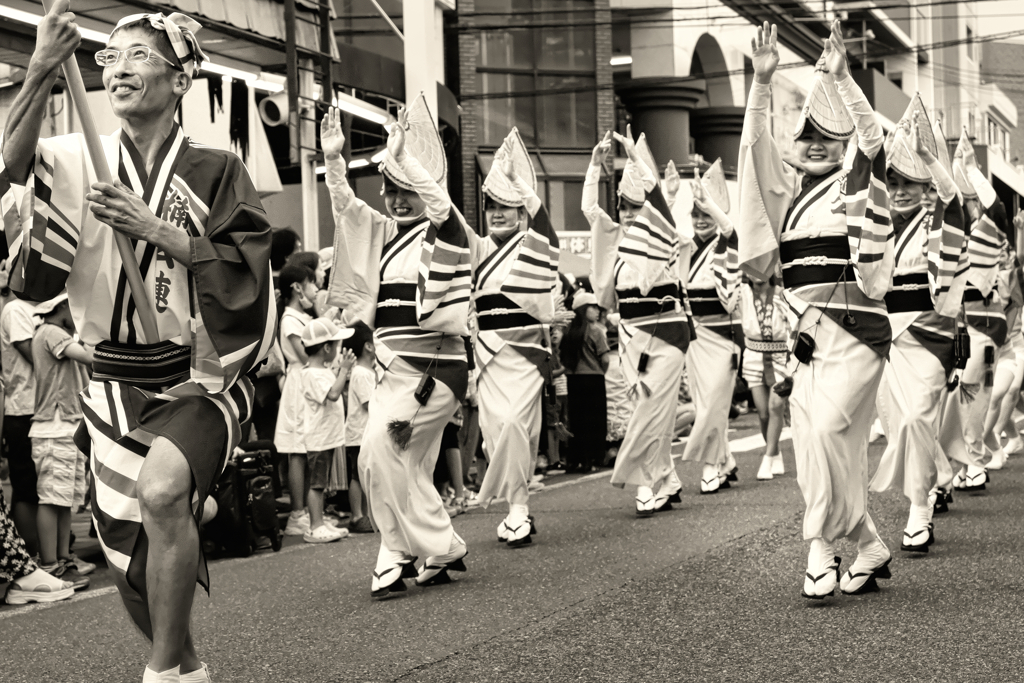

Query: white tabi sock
[142,665,179,682]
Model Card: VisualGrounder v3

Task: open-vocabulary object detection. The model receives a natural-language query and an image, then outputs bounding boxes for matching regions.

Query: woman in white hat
[323,100,472,598]
[740,20,895,598]
[867,101,967,554]
[465,128,560,548]
[679,159,742,495]
[585,128,690,516]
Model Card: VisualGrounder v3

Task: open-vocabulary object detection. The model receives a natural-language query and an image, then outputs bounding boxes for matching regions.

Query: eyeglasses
[94,46,181,71]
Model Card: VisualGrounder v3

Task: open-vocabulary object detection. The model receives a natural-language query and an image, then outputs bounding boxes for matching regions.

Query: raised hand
[338,347,356,370]
[751,21,779,85]
[497,145,516,180]
[613,124,639,162]
[664,160,680,197]
[387,107,408,161]
[690,168,710,213]
[958,129,978,170]
[823,19,849,79]
[909,113,935,163]
[34,0,81,74]
[591,130,613,167]
[320,107,345,159]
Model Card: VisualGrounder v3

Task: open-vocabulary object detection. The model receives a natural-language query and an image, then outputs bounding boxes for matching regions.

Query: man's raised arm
[2,1,81,183]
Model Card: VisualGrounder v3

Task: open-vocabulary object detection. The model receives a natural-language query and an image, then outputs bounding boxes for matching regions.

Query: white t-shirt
[301,366,346,452]
[1,299,38,416]
[345,364,375,447]
[279,308,313,367]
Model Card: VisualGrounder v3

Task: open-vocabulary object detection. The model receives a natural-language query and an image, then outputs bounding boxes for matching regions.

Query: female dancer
[587,128,690,516]
[471,128,559,548]
[739,21,895,598]
[324,100,472,598]
[679,159,741,494]
[951,128,1012,492]
[979,251,1023,471]
[868,101,966,554]
[740,272,791,481]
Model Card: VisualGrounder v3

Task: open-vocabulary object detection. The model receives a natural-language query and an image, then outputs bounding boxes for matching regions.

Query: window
[474,0,598,149]
[966,25,975,61]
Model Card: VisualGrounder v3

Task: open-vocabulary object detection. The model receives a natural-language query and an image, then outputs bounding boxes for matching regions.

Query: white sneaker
[303,524,347,543]
[756,455,774,481]
[284,512,311,536]
[770,454,785,475]
[4,568,75,604]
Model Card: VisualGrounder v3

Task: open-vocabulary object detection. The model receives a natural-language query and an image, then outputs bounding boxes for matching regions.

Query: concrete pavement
[2,414,1022,682]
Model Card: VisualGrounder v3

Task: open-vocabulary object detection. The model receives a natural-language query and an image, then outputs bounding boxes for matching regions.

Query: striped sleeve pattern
[500,205,560,323]
[927,195,968,317]
[617,185,678,296]
[713,230,740,314]
[417,211,473,336]
[844,146,894,301]
[967,209,1005,298]
[0,135,84,302]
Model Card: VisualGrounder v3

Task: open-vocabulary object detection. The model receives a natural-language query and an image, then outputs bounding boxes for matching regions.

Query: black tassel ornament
[387,419,413,450]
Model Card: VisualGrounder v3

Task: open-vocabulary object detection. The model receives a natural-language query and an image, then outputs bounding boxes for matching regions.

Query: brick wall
[455,0,615,231]
[595,0,615,136]
[458,0,481,230]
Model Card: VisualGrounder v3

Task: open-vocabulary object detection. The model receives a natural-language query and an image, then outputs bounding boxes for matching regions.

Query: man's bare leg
[136,436,203,675]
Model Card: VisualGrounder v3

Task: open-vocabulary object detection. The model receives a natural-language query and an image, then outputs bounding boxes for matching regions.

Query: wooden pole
[41,0,160,344]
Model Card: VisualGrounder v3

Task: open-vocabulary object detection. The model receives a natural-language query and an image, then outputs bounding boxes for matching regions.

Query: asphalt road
[3,414,1023,683]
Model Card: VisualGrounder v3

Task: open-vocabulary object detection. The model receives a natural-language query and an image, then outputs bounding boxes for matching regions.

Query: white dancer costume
[947,129,1011,493]
[738,41,895,598]
[868,97,968,553]
[472,128,559,547]
[588,132,689,517]
[327,96,471,597]
[679,159,741,494]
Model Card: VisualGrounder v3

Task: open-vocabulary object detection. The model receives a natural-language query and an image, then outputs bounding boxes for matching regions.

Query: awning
[989,152,1024,199]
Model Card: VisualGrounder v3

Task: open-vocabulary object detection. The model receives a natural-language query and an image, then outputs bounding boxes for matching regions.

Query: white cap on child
[300,318,354,347]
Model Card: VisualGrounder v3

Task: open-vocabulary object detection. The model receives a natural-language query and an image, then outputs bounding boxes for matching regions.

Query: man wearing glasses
[0,3,274,681]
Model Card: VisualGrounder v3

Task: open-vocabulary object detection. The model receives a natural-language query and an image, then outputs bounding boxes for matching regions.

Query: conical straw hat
[793,52,855,140]
[932,118,954,179]
[700,158,730,214]
[886,94,935,183]
[952,127,978,199]
[380,92,447,191]
[635,133,660,178]
[618,157,647,205]
[481,127,535,207]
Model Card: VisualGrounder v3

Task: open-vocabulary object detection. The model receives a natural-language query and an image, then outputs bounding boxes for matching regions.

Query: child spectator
[1,291,40,555]
[30,294,92,590]
[299,318,355,543]
[343,322,375,533]
[275,264,317,536]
